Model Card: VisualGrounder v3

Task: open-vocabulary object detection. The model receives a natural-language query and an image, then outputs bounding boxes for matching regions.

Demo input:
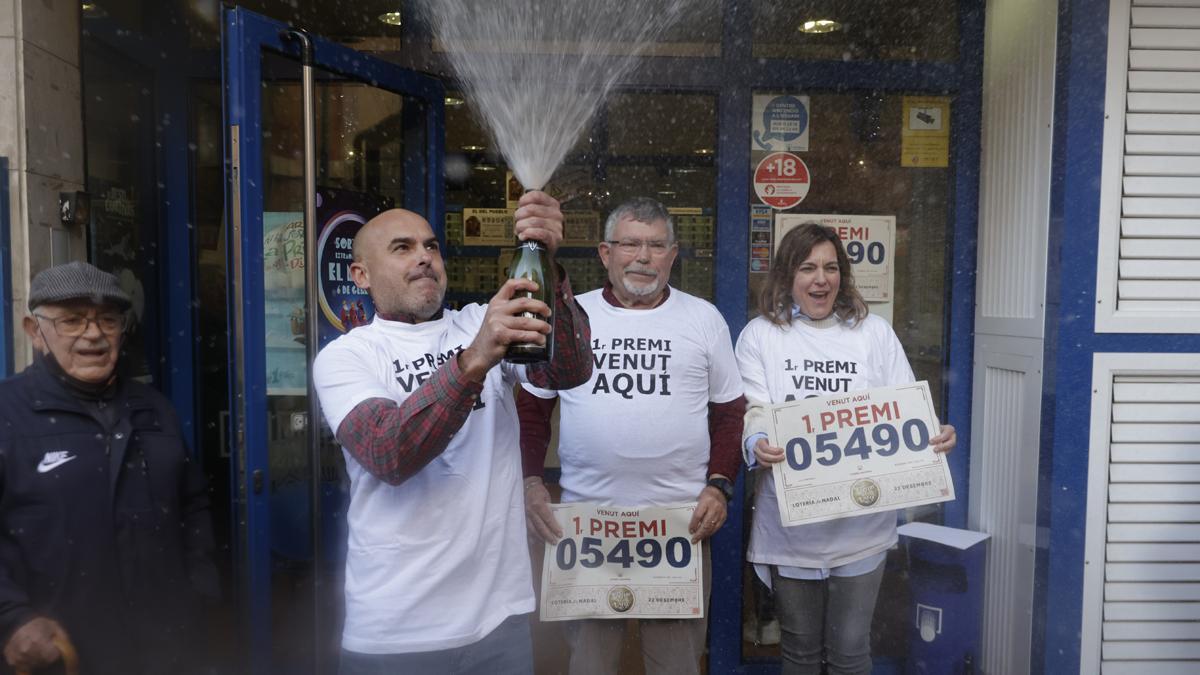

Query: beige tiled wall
[0,0,85,370]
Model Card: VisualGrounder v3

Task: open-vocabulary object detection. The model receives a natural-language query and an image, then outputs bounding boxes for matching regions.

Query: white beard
[621,275,661,297]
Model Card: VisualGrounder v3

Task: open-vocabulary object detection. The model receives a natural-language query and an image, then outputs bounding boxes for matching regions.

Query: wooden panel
[1122,197,1200,217]
[1124,134,1200,154]
[1108,542,1200,561]
[1118,280,1200,299]
[1105,602,1200,621]
[1130,28,1200,49]
[1124,176,1200,196]
[1132,6,1200,27]
[1119,259,1200,279]
[1113,402,1200,421]
[1107,562,1200,581]
[1127,92,1200,113]
[1118,299,1200,310]
[1110,463,1200,482]
[1103,663,1200,675]
[1103,620,1200,639]
[1109,483,1200,502]
[1118,238,1200,258]
[1106,583,1200,602]
[1129,49,1200,71]
[1110,443,1200,462]
[1109,523,1200,541]
[1124,154,1200,175]
[1103,640,1200,659]
[1117,278,1200,297]
[1120,218,1200,237]
[1112,423,1200,442]
[1128,71,1200,94]
[1108,503,1200,522]
[1126,114,1200,134]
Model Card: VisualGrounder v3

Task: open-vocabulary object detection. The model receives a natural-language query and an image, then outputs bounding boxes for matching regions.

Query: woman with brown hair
[736,222,956,674]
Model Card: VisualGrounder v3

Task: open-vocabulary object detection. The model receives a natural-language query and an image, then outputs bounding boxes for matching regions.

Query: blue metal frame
[221,6,444,671]
[705,1,985,670]
[0,157,11,378]
[1035,0,1200,670]
[943,0,986,531]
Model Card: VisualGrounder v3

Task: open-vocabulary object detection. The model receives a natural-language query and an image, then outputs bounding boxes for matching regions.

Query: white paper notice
[540,503,704,621]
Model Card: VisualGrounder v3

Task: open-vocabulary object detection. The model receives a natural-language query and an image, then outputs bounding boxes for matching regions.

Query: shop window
[752,0,959,63]
[445,90,718,303]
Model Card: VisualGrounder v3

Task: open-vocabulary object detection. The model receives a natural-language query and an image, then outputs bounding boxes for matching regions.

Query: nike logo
[37,451,77,474]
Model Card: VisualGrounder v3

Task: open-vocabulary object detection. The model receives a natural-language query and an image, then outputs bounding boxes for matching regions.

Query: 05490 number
[555,537,692,571]
[785,420,931,472]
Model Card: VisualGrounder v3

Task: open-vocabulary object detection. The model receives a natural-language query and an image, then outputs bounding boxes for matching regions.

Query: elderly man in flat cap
[0,262,217,675]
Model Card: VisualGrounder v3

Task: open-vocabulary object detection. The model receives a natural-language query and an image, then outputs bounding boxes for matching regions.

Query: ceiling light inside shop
[82,2,107,17]
[462,145,486,152]
[693,148,714,156]
[378,11,403,26]
[799,19,841,34]
[474,164,496,172]
[444,96,465,107]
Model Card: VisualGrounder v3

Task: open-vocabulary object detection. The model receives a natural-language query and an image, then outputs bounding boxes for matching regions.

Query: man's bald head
[348,209,447,322]
[353,209,425,262]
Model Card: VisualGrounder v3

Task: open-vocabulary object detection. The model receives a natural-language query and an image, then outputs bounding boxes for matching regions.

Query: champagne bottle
[504,239,555,363]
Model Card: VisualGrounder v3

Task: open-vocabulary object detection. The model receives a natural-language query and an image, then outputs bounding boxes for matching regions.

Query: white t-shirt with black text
[524,288,743,506]
[736,313,915,569]
[313,305,533,654]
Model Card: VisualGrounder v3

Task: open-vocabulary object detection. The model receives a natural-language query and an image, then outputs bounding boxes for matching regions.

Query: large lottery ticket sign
[769,381,955,527]
[541,503,703,621]
[754,152,811,210]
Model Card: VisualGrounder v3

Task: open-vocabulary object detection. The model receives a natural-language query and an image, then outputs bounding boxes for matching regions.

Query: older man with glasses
[0,262,217,675]
[519,197,746,674]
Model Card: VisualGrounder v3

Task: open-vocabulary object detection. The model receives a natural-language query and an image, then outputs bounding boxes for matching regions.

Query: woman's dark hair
[757,222,868,326]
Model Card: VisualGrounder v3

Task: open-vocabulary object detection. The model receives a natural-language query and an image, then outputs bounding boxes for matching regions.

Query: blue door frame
[221,6,445,670]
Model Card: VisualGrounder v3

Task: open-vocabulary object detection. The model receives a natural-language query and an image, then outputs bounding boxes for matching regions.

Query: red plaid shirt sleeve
[524,266,592,390]
[334,355,483,486]
[334,267,589,486]
[517,387,558,478]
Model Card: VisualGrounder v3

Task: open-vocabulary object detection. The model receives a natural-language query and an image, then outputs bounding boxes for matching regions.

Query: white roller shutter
[1096,0,1200,332]
[1082,354,1200,674]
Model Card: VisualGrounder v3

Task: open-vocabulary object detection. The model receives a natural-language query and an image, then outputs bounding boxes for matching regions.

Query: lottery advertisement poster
[768,381,955,527]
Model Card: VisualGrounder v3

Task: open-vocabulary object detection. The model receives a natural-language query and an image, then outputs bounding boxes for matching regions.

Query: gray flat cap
[28,261,132,311]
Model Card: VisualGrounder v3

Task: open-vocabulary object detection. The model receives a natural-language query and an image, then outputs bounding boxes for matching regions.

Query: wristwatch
[706,476,734,503]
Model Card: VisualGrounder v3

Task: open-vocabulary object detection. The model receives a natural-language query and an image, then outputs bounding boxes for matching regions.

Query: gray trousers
[770,561,886,675]
[563,543,712,675]
[339,614,533,675]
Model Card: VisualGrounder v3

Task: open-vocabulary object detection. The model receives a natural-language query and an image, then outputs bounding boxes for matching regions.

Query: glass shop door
[222,6,444,672]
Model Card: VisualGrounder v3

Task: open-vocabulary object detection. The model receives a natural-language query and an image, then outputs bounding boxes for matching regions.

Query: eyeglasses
[34,312,127,337]
[604,239,674,256]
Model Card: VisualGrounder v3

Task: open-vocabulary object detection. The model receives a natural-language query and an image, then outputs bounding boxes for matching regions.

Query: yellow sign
[901,97,951,168]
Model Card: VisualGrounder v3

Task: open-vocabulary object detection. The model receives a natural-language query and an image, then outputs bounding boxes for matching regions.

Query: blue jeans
[339,614,534,675]
[771,562,886,675]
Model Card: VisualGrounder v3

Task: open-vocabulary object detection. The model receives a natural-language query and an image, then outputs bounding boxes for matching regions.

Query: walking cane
[15,633,79,675]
